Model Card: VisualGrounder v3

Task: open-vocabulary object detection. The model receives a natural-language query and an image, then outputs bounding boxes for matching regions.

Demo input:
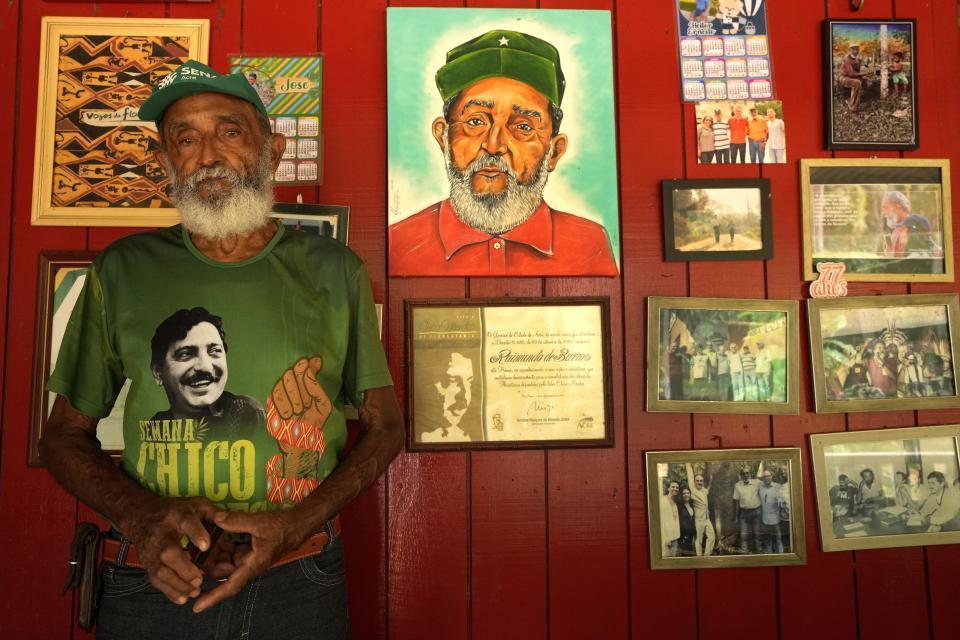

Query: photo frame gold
[810,424,960,552]
[807,294,960,413]
[31,16,209,227]
[800,158,953,283]
[645,447,806,570]
[646,297,800,415]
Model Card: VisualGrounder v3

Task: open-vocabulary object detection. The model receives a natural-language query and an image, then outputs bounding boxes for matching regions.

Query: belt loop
[116,537,130,568]
[323,520,337,551]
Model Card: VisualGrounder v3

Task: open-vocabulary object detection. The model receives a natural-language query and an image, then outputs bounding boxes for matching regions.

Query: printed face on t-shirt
[154,321,228,415]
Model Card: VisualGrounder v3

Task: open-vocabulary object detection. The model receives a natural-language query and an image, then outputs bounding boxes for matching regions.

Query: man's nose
[482,122,507,155]
[196,136,225,167]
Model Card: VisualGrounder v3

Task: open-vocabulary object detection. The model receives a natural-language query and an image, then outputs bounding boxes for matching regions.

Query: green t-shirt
[49,224,392,513]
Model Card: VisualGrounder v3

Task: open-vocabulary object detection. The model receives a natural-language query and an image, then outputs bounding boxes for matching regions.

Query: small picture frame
[808,294,960,413]
[271,203,349,245]
[645,447,806,570]
[29,252,126,465]
[31,16,209,227]
[405,298,613,450]
[662,179,773,261]
[810,424,960,552]
[800,158,952,282]
[824,19,918,150]
[646,297,800,415]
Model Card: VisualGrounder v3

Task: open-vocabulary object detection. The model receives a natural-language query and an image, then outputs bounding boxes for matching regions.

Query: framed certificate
[405,298,613,450]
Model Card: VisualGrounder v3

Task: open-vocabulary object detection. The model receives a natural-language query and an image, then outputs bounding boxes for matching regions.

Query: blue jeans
[96,534,349,639]
[738,506,761,553]
[749,139,765,163]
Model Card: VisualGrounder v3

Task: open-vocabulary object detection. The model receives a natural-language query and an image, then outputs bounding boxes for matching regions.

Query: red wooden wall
[1,1,959,638]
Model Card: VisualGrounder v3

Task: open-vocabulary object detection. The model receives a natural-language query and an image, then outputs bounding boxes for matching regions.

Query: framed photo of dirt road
[662,179,772,261]
[800,158,952,283]
[646,297,800,415]
[823,19,917,150]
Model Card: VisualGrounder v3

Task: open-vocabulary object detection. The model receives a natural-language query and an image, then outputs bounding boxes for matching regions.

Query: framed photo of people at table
[646,297,800,415]
[405,298,613,451]
[645,448,806,570]
[807,294,960,413]
[800,158,952,283]
[810,424,960,552]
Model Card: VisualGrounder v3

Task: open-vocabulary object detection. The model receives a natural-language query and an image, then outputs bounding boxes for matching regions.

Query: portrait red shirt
[388,199,619,276]
[728,116,749,144]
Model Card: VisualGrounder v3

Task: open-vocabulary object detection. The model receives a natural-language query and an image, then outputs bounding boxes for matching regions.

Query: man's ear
[431,117,447,152]
[547,134,568,172]
[154,148,168,172]
[151,365,163,386]
[270,132,286,171]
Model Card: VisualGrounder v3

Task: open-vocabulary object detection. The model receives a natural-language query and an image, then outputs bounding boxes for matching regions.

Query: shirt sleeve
[47,263,125,419]
[341,261,393,407]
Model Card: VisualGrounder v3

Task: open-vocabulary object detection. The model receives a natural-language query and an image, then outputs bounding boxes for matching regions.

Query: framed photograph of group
[800,158,952,282]
[823,19,918,150]
[647,297,800,415]
[810,424,960,552]
[645,448,806,570]
[405,298,612,450]
[31,17,209,227]
[807,294,960,413]
[29,252,126,466]
[662,179,772,261]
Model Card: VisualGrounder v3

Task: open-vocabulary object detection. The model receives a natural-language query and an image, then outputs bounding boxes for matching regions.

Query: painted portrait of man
[388,9,620,277]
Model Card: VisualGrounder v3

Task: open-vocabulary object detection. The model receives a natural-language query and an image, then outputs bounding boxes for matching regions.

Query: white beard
[444,133,551,236]
[167,143,275,240]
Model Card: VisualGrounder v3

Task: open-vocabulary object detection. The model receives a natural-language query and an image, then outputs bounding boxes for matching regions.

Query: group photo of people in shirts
[824,435,960,539]
[694,99,786,164]
[656,459,793,559]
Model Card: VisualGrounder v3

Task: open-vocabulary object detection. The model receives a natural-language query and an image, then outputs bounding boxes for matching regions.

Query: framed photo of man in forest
[662,178,772,261]
[823,19,917,150]
[646,297,800,415]
[801,158,952,283]
[646,447,806,570]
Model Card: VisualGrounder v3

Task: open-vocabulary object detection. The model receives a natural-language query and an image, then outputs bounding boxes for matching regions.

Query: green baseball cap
[435,30,565,106]
[138,59,269,122]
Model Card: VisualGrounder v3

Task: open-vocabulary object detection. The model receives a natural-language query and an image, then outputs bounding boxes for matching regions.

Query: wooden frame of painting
[31,16,209,227]
[646,447,806,570]
[810,423,960,552]
[29,252,126,465]
[800,158,952,283]
[662,178,773,261]
[647,296,800,415]
[405,298,613,451]
[807,293,960,413]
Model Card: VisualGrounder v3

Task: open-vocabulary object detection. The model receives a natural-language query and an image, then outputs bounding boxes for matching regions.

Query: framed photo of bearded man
[387,8,620,277]
[31,17,209,226]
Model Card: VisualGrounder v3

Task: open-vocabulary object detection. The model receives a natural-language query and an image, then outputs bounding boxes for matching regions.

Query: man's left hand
[191,509,306,613]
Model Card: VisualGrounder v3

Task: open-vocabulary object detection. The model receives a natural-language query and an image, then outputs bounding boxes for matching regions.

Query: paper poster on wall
[229,55,323,185]
[694,99,786,164]
[387,8,620,277]
[676,0,774,102]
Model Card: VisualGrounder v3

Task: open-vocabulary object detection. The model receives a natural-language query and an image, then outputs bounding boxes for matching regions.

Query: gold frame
[807,294,960,413]
[645,447,807,570]
[800,158,953,283]
[646,296,800,415]
[810,424,960,552]
[31,16,209,227]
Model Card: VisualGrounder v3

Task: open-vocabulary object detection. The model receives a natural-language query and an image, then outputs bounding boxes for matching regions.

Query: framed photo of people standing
[646,297,800,415]
[645,448,806,570]
[807,294,960,413]
[810,424,960,552]
[405,298,613,450]
[823,19,918,150]
[800,158,952,282]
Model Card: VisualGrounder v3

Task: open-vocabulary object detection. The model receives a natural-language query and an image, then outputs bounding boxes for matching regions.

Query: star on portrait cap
[435,29,566,106]
[138,59,269,123]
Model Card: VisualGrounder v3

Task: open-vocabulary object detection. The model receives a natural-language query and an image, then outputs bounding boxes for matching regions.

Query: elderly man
[389,30,618,276]
[733,466,762,553]
[838,43,874,112]
[746,107,768,164]
[757,469,784,553]
[881,190,935,258]
[417,351,477,442]
[918,471,960,532]
[39,60,403,638]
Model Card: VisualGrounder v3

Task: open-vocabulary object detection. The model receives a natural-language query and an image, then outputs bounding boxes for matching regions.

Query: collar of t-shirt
[438,199,554,259]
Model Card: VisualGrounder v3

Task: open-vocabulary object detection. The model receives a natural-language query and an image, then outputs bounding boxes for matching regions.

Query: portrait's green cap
[435,30,565,106]
[138,59,269,122]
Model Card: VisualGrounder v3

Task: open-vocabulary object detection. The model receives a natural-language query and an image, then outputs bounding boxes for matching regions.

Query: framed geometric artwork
[31,16,209,227]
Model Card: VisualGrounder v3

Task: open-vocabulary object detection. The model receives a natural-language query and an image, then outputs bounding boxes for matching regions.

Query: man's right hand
[119,496,221,605]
